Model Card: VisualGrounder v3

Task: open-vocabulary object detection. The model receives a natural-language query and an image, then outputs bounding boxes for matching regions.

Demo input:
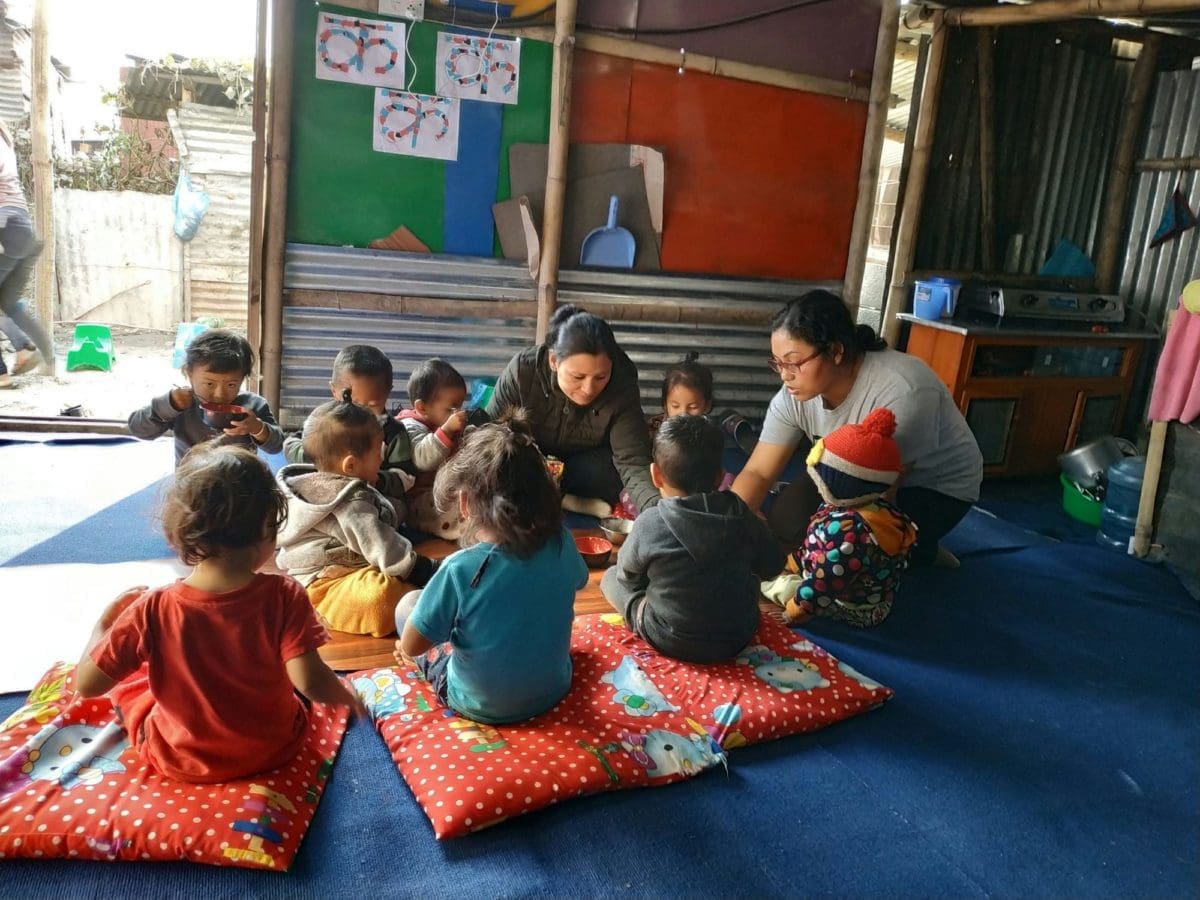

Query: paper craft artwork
[316,13,406,88]
[374,89,461,161]
[435,33,521,105]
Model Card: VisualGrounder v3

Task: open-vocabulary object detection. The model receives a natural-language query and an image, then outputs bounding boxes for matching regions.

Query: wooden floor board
[319,530,615,672]
[318,530,785,673]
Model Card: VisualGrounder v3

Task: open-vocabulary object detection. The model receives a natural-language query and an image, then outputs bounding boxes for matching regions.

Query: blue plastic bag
[172,172,210,241]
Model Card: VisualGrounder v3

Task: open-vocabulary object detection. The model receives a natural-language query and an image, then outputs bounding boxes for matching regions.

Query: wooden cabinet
[902,317,1151,476]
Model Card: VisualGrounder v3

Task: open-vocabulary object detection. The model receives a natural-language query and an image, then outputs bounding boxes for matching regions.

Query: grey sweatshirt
[275,463,417,587]
[128,390,284,465]
[607,491,785,662]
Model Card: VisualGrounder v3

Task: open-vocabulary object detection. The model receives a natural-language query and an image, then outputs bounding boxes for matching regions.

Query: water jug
[1096,456,1145,552]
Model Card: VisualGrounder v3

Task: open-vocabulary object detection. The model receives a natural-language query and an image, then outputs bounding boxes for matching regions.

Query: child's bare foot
[784,598,813,625]
[392,640,411,668]
[561,494,613,518]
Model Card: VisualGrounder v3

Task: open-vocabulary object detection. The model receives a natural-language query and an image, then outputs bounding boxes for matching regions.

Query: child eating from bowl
[128,329,283,465]
[600,414,784,662]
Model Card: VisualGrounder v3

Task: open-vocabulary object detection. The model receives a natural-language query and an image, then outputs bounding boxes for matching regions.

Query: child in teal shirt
[395,415,587,724]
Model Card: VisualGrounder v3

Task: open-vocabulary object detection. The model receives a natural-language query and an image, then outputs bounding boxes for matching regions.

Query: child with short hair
[396,357,470,538]
[601,415,784,663]
[782,408,918,628]
[73,444,363,784]
[128,329,283,465]
[283,344,415,507]
[275,392,439,637]
[394,413,588,725]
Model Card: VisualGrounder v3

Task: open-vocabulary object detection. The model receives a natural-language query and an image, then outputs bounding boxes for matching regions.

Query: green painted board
[286,2,551,255]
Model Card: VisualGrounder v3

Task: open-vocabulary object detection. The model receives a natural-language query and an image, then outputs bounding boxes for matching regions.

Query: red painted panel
[570,51,866,281]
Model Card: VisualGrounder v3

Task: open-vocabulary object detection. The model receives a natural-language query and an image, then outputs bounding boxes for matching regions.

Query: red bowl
[574,535,613,567]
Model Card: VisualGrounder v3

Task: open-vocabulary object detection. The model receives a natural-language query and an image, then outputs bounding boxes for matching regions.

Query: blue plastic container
[1096,456,1145,552]
[171,322,210,368]
[912,277,962,320]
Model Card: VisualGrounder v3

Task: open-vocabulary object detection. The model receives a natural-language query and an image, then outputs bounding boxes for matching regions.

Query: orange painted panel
[570,51,867,281]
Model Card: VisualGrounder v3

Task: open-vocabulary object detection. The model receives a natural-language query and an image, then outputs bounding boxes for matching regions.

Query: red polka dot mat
[355,613,892,839]
[0,662,348,869]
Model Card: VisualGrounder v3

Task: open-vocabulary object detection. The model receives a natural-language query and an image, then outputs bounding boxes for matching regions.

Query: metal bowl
[598,517,633,546]
[1057,436,1126,488]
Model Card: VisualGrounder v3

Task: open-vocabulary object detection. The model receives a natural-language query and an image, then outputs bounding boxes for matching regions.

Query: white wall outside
[53,187,183,329]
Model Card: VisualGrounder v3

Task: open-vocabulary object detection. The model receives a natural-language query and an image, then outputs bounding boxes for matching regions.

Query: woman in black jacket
[487,305,659,516]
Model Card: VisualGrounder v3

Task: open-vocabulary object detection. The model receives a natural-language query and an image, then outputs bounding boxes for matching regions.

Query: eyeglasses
[767,349,823,377]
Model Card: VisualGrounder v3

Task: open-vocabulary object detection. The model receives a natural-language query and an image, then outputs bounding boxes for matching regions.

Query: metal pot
[1057,436,1137,488]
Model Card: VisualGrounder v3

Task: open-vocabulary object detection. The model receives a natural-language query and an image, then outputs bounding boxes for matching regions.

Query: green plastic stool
[66,323,116,372]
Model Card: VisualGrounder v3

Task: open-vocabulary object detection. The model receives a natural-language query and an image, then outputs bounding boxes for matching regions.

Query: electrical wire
[424,0,844,34]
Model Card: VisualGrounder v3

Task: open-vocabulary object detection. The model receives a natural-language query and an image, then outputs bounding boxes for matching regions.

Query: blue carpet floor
[1,446,1197,896]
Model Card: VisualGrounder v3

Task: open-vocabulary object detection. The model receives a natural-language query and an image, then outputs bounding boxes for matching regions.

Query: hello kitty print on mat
[0,662,348,869]
[356,613,891,839]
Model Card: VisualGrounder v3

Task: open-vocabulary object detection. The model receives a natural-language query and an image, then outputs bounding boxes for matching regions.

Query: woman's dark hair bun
[341,387,354,404]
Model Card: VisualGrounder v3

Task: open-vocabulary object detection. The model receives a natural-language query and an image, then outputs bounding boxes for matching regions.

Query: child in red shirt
[73,444,363,784]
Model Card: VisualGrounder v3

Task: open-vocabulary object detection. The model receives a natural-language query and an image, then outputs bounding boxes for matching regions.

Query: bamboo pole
[1131,418,1168,557]
[1095,33,1160,294]
[843,0,900,317]
[976,27,996,273]
[574,33,869,103]
[246,0,270,378]
[534,0,578,344]
[942,0,1200,27]
[1135,155,1200,172]
[261,0,295,411]
[31,0,54,341]
[881,12,950,347]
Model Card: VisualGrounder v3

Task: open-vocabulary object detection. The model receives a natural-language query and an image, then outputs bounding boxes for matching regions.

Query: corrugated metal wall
[280,244,829,428]
[168,103,252,331]
[53,187,182,328]
[1119,68,1200,332]
[915,27,1129,274]
[0,23,28,124]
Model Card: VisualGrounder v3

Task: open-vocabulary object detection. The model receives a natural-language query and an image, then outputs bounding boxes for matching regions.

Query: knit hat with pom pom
[806,407,903,507]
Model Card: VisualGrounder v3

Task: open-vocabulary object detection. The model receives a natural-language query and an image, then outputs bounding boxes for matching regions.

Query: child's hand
[99,586,147,630]
[222,409,262,438]
[441,408,468,436]
[169,386,194,411]
[341,676,370,719]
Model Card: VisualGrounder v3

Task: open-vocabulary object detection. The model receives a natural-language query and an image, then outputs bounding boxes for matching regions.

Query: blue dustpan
[580,195,636,268]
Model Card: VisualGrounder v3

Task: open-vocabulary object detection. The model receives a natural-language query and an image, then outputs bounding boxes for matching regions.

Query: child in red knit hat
[783,407,918,627]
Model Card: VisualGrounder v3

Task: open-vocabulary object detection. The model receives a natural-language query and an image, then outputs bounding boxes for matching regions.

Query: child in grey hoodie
[600,415,784,663]
[276,392,438,637]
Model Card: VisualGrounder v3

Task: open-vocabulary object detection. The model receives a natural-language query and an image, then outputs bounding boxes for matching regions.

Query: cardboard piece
[510,142,665,247]
[492,195,541,278]
[567,168,660,271]
[368,225,431,253]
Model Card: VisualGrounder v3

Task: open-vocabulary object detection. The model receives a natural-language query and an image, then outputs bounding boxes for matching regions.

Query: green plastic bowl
[1060,472,1102,526]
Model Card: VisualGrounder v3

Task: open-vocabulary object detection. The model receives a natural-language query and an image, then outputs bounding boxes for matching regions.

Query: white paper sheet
[435,32,520,105]
[373,89,461,161]
[316,12,406,88]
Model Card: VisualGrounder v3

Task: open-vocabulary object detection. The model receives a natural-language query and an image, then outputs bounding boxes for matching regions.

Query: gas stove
[959,283,1125,323]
